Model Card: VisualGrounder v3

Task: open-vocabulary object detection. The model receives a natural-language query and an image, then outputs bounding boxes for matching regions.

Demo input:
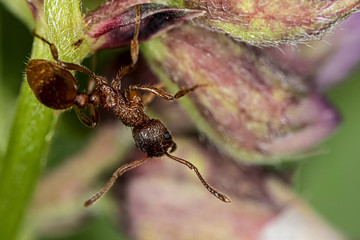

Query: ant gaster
[26,5,231,206]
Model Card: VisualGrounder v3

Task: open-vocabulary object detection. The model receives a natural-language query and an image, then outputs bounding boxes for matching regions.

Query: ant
[26,5,231,206]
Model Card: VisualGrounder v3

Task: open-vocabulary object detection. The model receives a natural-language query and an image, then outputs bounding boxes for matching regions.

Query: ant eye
[163,132,171,140]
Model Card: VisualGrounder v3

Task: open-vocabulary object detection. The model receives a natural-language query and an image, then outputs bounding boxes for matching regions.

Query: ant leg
[173,84,210,99]
[131,5,141,66]
[33,32,108,86]
[33,31,60,61]
[57,62,108,86]
[165,152,231,203]
[131,84,208,101]
[111,5,141,91]
[84,155,149,206]
[141,83,164,105]
[73,104,99,128]
[87,54,98,94]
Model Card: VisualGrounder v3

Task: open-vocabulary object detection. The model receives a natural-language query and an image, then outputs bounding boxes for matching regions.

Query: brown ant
[26,6,231,206]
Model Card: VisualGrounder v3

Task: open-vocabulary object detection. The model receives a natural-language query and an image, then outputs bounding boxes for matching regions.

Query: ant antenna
[84,155,149,206]
[84,152,231,206]
[165,152,231,203]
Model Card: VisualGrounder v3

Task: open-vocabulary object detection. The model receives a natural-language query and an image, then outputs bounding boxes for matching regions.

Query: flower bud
[263,14,360,90]
[142,24,340,163]
[156,0,360,46]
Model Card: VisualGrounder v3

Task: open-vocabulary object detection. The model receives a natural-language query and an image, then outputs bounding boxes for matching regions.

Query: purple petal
[258,94,341,155]
[85,3,204,50]
[315,13,360,89]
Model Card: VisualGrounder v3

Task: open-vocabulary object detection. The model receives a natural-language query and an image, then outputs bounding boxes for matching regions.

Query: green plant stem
[0,3,53,239]
[0,11,4,157]
[0,0,87,239]
[0,83,56,240]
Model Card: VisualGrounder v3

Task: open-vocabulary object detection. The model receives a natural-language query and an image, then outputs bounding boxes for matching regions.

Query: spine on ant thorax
[114,103,150,127]
[95,84,149,127]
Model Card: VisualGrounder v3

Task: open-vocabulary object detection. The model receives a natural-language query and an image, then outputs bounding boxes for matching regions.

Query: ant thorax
[116,88,150,127]
[114,101,150,127]
[90,84,149,127]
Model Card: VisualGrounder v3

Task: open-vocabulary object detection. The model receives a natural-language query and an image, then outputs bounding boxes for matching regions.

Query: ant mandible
[26,5,231,206]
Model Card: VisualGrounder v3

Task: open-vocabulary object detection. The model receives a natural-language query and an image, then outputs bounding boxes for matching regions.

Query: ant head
[26,59,78,109]
[132,119,176,157]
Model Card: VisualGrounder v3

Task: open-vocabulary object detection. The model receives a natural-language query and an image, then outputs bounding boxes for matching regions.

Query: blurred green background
[295,66,360,238]
[0,2,360,240]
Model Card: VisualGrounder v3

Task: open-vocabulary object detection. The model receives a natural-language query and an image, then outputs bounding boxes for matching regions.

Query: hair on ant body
[26,5,231,206]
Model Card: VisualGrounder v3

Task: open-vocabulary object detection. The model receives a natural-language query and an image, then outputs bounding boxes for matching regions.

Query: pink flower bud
[164,0,360,46]
[142,24,340,163]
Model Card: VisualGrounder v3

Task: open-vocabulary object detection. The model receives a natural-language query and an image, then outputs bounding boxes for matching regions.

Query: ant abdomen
[26,59,78,109]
